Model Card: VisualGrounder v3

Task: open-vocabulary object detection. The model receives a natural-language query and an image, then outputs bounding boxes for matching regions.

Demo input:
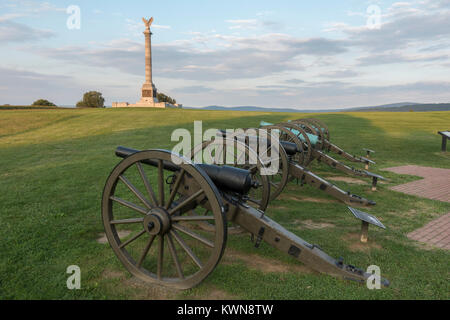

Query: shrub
[76,91,105,108]
[157,93,177,105]
[32,99,56,107]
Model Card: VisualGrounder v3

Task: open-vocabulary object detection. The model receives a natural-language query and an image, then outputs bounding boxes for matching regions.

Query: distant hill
[189,105,314,113]
[185,102,450,113]
[349,103,450,112]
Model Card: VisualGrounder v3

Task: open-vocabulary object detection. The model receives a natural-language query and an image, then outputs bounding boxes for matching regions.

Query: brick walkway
[407,213,450,250]
[384,165,450,250]
[383,165,450,203]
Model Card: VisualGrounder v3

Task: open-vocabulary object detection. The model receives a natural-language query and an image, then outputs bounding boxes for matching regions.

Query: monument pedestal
[141,83,157,100]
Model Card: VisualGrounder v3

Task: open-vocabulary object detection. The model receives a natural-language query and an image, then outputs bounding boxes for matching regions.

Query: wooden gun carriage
[102,147,389,289]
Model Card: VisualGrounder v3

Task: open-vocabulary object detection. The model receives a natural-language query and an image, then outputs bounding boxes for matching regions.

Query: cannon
[213,129,376,207]
[291,118,376,166]
[260,121,386,191]
[102,147,389,289]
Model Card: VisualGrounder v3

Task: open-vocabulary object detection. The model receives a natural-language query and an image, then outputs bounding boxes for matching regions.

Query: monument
[112,17,181,108]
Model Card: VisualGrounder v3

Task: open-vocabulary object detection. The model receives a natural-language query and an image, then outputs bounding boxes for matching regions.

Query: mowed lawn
[0,108,449,300]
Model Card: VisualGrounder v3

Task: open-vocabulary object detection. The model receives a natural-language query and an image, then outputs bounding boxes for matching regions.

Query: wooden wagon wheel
[272,123,314,166]
[255,126,291,200]
[288,120,324,150]
[102,150,227,289]
[303,118,330,141]
[190,138,270,234]
[191,138,270,211]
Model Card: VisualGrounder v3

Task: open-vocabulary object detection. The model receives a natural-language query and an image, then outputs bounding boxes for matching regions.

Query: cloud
[172,85,215,94]
[357,52,449,66]
[32,33,346,81]
[225,17,283,31]
[284,79,307,84]
[226,19,259,30]
[319,69,360,78]
[0,67,80,105]
[0,19,55,43]
[1,0,65,14]
[341,5,450,52]
[421,0,450,10]
[174,79,450,109]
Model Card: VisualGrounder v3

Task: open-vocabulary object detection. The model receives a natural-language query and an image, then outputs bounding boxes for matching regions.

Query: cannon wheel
[190,138,270,234]
[259,125,306,166]
[274,123,314,166]
[288,120,324,151]
[304,118,330,141]
[102,150,227,289]
[253,126,291,200]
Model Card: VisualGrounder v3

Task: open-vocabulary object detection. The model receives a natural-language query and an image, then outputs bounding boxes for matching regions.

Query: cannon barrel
[216,129,299,156]
[115,146,255,195]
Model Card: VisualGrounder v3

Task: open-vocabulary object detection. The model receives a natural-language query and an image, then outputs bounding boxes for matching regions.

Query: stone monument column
[113,16,181,108]
[141,17,157,102]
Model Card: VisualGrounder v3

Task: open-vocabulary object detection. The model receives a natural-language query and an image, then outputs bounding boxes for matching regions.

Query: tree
[32,99,56,107]
[76,91,105,108]
[157,92,177,105]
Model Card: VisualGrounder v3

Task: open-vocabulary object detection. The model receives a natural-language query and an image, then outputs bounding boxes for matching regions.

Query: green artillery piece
[291,118,376,169]
[206,129,376,209]
[103,147,389,289]
[260,121,386,191]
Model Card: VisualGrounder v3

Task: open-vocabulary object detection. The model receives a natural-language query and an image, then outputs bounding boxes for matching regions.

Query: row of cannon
[102,118,389,289]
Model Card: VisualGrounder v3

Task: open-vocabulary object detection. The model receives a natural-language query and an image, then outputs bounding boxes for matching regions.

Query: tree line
[29,91,177,108]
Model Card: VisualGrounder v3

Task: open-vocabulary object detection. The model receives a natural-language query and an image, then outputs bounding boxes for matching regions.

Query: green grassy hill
[0,108,449,299]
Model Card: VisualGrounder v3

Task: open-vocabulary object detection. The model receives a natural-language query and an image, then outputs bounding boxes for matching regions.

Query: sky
[0,0,449,109]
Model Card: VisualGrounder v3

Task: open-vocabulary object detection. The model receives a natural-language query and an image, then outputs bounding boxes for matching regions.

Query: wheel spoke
[172,215,216,222]
[110,196,148,215]
[247,197,261,206]
[158,160,165,207]
[168,189,204,215]
[167,233,184,279]
[136,162,158,206]
[119,230,146,249]
[172,223,214,248]
[110,217,144,225]
[270,181,279,188]
[157,235,164,280]
[171,230,203,269]
[236,151,246,165]
[165,169,185,210]
[137,235,156,268]
[118,175,152,209]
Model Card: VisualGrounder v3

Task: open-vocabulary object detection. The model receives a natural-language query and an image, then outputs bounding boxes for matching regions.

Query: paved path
[384,165,450,250]
[383,165,450,203]
[407,213,450,250]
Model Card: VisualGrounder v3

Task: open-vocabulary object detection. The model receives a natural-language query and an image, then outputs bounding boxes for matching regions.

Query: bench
[438,131,450,152]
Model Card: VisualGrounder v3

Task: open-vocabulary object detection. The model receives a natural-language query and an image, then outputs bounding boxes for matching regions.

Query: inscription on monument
[142,90,156,98]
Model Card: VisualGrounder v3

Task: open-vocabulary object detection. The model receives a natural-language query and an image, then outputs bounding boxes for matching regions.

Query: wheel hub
[143,208,171,236]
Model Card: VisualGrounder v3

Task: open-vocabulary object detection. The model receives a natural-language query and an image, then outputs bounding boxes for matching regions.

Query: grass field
[0,108,449,300]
